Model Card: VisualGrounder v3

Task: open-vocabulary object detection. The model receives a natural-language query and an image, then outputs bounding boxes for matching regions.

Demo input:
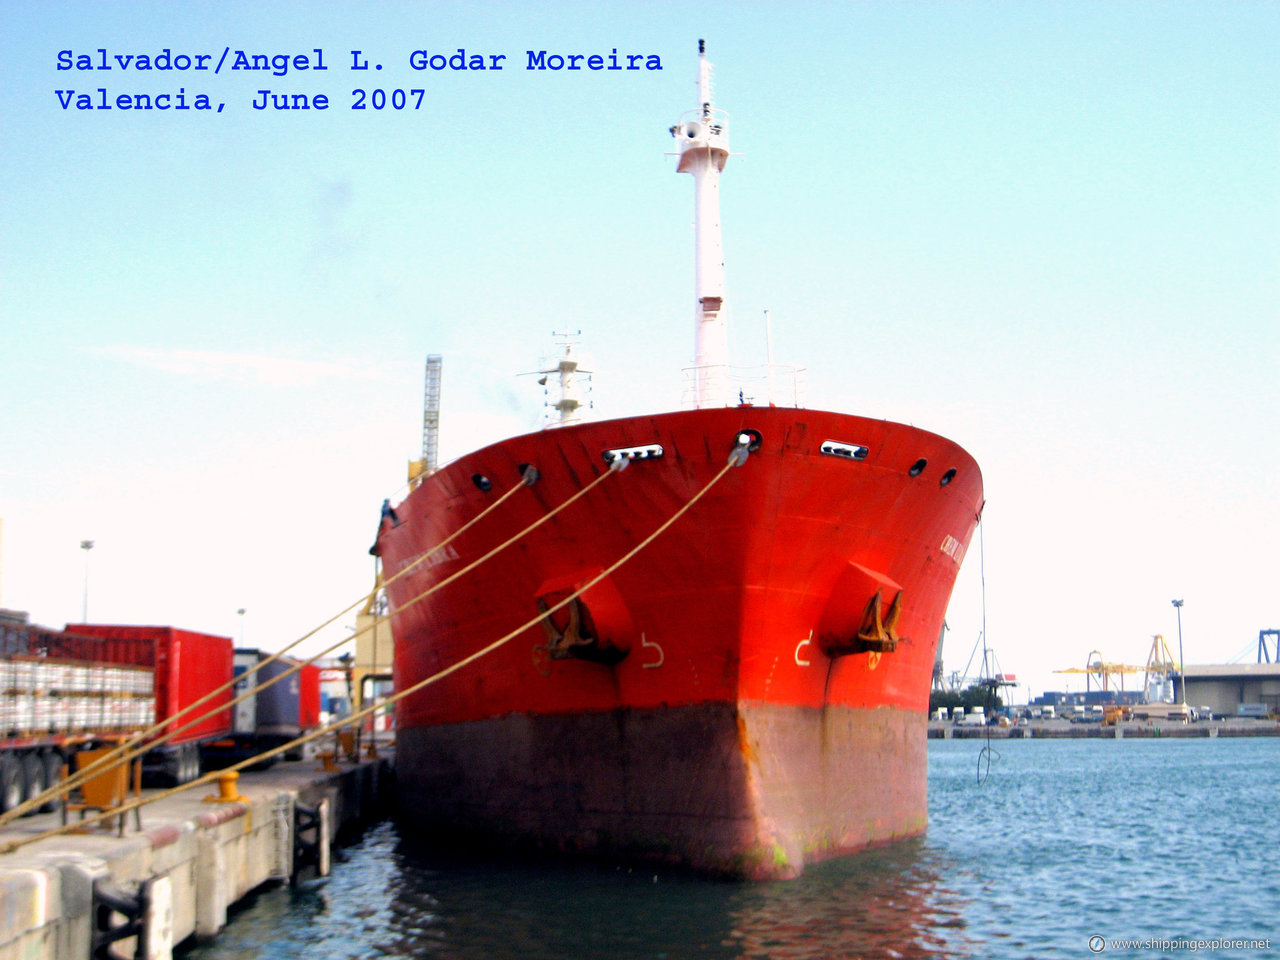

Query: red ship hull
[379,405,982,878]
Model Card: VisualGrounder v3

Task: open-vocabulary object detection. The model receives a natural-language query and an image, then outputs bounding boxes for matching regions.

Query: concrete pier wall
[928,719,1280,739]
[0,756,391,960]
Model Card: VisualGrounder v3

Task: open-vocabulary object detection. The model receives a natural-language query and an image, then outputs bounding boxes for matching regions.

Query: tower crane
[364,357,440,709]
[408,354,442,487]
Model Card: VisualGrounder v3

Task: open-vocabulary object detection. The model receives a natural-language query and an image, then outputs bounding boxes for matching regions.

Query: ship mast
[672,39,731,408]
[535,331,592,427]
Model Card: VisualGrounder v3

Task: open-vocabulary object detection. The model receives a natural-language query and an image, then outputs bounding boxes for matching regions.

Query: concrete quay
[929,718,1280,739]
[0,753,392,960]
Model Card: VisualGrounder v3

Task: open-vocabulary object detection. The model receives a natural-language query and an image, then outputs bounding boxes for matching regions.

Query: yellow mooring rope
[0,443,747,854]
[0,469,535,827]
[50,464,616,812]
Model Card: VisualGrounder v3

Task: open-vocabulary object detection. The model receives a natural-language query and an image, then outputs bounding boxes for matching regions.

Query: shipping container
[64,624,234,785]
[0,620,230,813]
[298,662,321,731]
[202,649,323,768]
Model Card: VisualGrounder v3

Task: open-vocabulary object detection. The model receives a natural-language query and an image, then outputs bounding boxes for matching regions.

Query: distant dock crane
[1054,649,1144,694]
[937,628,1016,696]
[1144,634,1181,703]
[1259,629,1280,664]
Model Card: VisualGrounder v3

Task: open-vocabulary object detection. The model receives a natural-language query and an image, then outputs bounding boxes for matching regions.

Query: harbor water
[180,737,1278,959]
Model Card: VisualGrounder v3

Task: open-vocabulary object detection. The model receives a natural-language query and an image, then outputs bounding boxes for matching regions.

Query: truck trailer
[0,622,234,813]
[200,648,322,768]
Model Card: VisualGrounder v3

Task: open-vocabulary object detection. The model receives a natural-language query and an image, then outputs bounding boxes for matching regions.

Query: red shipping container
[298,662,321,730]
[65,625,233,744]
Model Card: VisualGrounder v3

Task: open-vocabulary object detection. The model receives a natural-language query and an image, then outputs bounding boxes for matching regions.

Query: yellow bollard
[203,771,248,803]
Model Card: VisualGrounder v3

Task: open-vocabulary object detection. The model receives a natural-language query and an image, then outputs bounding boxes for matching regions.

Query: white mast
[672,39,731,408]
[535,331,593,426]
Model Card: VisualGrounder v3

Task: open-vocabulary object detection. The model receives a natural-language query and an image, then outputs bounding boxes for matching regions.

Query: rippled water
[181,737,1278,959]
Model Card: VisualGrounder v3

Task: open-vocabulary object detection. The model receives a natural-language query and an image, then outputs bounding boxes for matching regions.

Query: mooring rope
[975,518,1001,785]
[0,467,541,827]
[386,464,618,627]
[0,443,746,854]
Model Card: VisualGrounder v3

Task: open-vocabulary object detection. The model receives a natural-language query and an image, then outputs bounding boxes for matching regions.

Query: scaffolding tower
[408,355,443,488]
[422,354,442,473]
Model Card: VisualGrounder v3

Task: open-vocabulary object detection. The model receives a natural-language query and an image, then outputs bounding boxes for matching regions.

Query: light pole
[80,540,94,621]
[1172,599,1185,705]
[237,608,246,646]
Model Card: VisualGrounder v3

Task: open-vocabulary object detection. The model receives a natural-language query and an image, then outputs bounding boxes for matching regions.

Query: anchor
[819,589,906,657]
[533,596,628,667]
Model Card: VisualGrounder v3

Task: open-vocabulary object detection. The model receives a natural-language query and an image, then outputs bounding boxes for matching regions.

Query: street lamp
[237,608,246,646]
[79,540,94,621]
[1172,599,1185,705]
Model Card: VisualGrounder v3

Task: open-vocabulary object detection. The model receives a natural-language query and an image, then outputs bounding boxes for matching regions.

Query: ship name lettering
[526,50,662,71]
[394,543,459,575]
[423,544,460,569]
[410,49,507,71]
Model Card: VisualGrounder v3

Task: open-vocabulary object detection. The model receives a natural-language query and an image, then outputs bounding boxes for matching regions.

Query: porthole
[909,458,928,477]
[940,468,956,487]
[472,473,492,492]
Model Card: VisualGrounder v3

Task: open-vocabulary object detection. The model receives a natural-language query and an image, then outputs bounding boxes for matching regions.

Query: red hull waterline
[379,405,982,879]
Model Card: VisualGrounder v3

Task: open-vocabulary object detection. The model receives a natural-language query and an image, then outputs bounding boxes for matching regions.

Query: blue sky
[2,1,1276,697]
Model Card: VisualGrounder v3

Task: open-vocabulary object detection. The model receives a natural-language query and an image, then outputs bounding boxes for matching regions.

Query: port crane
[1259,629,1280,663]
[1053,650,1144,693]
[367,353,442,684]
[407,354,443,487]
[936,626,1016,695]
[1143,634,1182,702]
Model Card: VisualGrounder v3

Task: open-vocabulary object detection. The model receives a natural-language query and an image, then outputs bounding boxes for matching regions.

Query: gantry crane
[1053,649,1144,693]
[1144,634,1181,702]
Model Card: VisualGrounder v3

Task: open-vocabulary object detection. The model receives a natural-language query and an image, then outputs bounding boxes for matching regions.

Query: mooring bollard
[203,771,248,804]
